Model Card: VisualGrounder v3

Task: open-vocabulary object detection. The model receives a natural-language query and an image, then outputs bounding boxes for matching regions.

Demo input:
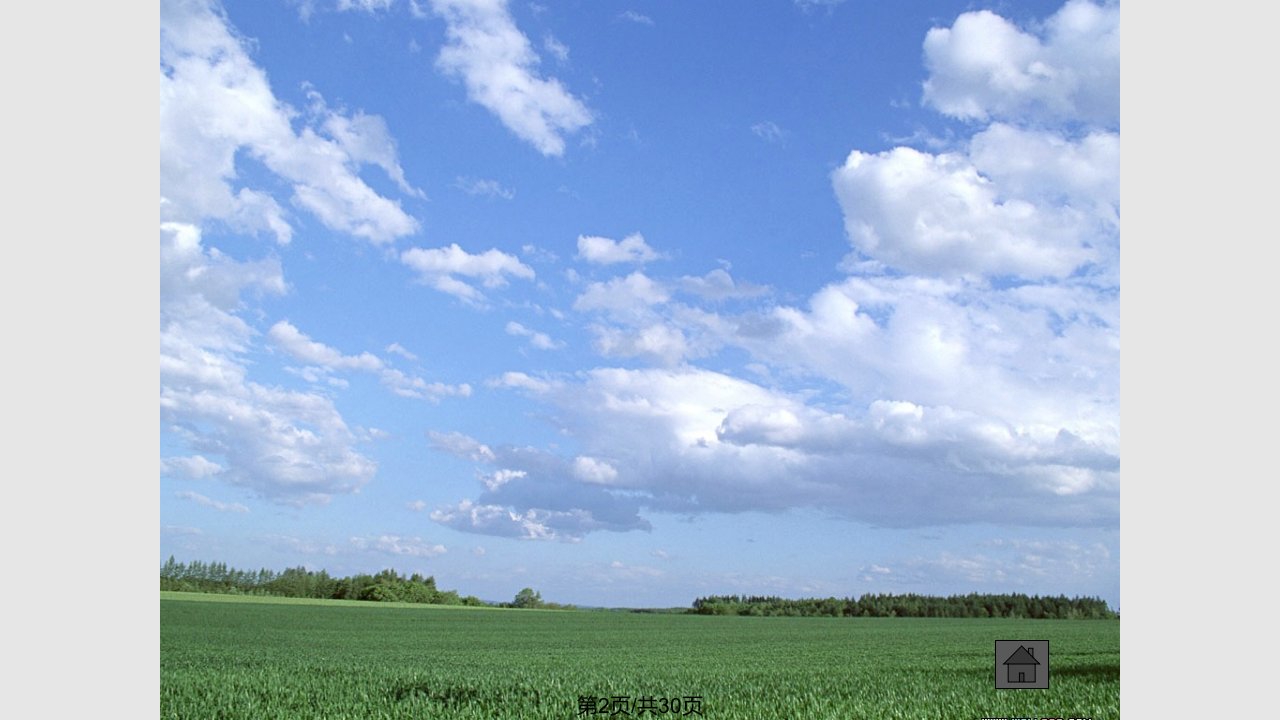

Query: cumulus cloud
[484,365,1116,527]
[576,233,664,265]
[431,0,1119,537]
[727,274,1118,433]
[429,0,593,155]
[401,243,535,302]
[426,436,650,541]
[573,272,669,317]
[572,456,619,485]
[678,269,769,302]
[921,0,1119,127]
[590,323,689,366]
[430,501,585,541]
[160,222,377,505]
[160,0,418,243]
[969,123,1119,230]
[833,3,1119,283]
[831,146,1097,279]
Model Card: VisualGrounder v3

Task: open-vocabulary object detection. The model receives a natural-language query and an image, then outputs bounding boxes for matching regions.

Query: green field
[161,592,1119,719]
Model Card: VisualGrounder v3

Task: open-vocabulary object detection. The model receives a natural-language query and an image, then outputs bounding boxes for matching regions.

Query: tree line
[160,557,487,606]
[689,592,1116,619]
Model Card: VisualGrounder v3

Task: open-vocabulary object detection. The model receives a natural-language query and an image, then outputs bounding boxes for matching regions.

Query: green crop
[161,592,1118,719]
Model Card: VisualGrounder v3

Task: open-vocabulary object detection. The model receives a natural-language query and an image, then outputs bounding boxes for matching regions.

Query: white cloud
[401,243,535,302]
[160,0,418,243]
[794,0,847,10]
[505,321,563,350]
[337,0,395,11]
[385,342,418,361]
[618,10,653,26]
[160,222,376,506]
[751,121,785,143]
[428,430,496,462]
[426,435,651,541]
[573,272,669,317]
[269,321,383,371]
[831,146,1097,279]
[350,534,447,557]
[407,499,428,511]
[678,269,769,302]
[481,365,1116,527]
[429,0,593,156]
[418,0,1119,538]
[176,490,250,513]
[161,454,224,479]
[309,89,424,199]
[572,456,619,485]
[482,469,527,491]
[454,176,516,199]
[269,320,471,400]
[969,123,1119,229]
[488,371,558,394]
[543,34,569,64]
[591,323,689,366]
[921,0,1119,127]
[382,367,473,400]
[728,274,1118,433]
[576,233,663,265]
[429,500,601,541]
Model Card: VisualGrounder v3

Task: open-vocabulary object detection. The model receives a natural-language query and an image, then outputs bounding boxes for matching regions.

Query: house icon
[1002,645,1040,683]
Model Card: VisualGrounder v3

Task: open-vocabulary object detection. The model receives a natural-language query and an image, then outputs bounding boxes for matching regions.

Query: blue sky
[159,0,1119,608]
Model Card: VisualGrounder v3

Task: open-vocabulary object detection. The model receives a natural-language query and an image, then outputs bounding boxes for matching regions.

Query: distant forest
[160,557,487,606]
[691,593,1116,619]
[161,558,1116,618]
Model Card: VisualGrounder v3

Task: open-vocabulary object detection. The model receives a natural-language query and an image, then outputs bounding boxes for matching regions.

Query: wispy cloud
[751,121,785,143]
[429,0,593,155]
[506,321,564,350]
[269,320,471,401]
[176,490,250,513]
[618,10,653,26]
[454,176,516,200]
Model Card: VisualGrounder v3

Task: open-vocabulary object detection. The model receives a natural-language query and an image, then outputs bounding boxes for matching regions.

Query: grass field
[161,592,1119,719]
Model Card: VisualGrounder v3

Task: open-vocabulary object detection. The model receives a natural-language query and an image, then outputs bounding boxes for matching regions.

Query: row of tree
[160,557,486,606]
[690,592,1116,619]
